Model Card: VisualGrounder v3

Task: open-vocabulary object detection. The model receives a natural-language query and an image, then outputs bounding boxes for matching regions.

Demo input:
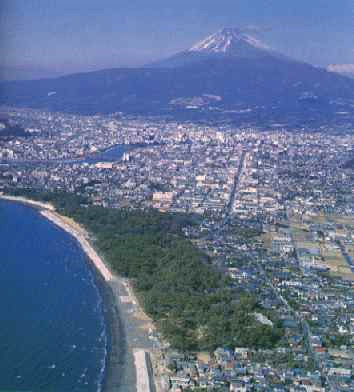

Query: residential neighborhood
[1,108,353,391]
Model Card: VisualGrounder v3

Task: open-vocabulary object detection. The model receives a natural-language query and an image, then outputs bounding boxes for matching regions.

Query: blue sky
[1,0,354,78]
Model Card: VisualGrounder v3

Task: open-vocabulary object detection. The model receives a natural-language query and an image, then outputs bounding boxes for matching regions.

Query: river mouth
[1,143,155,166]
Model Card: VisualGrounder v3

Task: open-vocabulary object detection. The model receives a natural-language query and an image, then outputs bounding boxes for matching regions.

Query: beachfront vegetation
[5,188,283,351]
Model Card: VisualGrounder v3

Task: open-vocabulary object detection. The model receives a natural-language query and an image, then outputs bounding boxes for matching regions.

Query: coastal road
[133,350,156,392]
[106,277,158,392]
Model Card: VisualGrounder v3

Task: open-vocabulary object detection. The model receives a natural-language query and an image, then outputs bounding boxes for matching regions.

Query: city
[1,107,353,391]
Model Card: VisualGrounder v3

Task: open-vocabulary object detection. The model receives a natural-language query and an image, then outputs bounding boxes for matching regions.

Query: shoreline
[0,194,161,392]
[0,194,56,211]
[40,209,113,282]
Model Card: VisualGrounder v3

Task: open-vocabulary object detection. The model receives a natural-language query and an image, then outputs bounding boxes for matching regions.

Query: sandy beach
[0,195,162,392]
[0,194,56,211]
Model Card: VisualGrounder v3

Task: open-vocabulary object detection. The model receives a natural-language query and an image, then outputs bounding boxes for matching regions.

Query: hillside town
[1,108,354,392]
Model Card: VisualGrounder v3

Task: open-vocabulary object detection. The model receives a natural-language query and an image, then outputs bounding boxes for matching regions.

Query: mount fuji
[149,27,286,67]
[190,27,271,53]
[1,28,354,128]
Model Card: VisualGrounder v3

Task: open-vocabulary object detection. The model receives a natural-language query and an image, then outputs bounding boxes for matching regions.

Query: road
[256,256,338,390]
[223,149,247,224]
[337,240,354,273]
[283,213,338,392]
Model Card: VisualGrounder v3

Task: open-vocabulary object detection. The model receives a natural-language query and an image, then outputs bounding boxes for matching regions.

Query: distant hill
[0,65,63,81]
[1,28,354,128]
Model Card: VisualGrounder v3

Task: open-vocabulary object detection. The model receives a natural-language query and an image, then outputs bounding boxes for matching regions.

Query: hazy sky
[1,0,354,78]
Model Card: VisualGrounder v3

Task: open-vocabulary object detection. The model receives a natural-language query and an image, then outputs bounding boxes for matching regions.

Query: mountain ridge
[1,27,354,128]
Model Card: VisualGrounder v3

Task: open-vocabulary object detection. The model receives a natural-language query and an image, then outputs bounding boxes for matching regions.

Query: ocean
[0,199,109,391]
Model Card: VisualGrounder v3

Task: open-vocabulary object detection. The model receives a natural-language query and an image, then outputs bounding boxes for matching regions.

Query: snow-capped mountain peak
[189,27,270,54]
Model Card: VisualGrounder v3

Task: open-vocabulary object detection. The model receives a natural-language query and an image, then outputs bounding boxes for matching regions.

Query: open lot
[330,214,354,228]
[289,214,354,281]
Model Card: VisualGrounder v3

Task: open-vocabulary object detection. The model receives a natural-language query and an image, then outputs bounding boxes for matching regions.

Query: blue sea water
[0,200,108,391]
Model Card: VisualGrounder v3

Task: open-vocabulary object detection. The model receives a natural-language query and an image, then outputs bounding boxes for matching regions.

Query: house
[328,367,351,378]
[230,381,248,392]
[169,375,191,388]
[234,348,249,360]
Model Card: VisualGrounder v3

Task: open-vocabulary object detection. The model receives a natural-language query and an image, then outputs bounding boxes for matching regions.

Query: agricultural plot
[289,214,354,281]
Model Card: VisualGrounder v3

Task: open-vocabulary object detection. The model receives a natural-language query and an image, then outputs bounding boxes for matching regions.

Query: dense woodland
[5,188,283,351]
